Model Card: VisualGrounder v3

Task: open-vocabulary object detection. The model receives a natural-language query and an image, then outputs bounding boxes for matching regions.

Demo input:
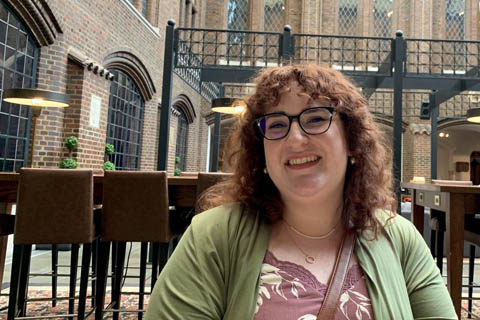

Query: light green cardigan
[146,203,457,319]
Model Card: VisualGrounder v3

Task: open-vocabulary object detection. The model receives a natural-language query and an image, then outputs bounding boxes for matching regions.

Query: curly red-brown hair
[200,64,396,236]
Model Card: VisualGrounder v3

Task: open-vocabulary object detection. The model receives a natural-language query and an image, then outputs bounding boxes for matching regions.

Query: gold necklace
[284,223,317,264]
[283,218,341,240]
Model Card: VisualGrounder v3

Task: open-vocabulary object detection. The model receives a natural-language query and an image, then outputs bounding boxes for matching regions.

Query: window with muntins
[264,0,284,32]
[106,69,144,170]
[227,0,248,31]
[373,0,393,37]
[338,0,358,35]
[175,107,188,171]
[446,0,465,40]
[0,1,39,172]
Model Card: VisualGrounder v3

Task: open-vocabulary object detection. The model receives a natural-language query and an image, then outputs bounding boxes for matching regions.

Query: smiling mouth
[287,156,320,166]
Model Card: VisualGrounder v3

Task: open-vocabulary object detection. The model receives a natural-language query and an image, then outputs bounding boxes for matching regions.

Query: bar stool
[0,213,15,308]
[95,171,172,320]
[7,168,94,320]
[464,215,480,318]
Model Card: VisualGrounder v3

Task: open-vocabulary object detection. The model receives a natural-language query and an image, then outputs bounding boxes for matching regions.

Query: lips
[286,155,320,166]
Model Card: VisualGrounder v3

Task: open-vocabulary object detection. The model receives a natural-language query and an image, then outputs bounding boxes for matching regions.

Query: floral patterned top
[254,250,374,320]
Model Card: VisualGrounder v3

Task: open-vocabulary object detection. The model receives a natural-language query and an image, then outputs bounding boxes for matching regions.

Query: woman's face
[263,82,349,205]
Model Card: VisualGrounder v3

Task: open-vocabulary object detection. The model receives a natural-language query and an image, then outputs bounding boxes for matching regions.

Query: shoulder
[357,209,423,255]
[191,202,268,245]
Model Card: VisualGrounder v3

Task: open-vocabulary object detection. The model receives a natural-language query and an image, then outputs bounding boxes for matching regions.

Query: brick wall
[14,0,207,172]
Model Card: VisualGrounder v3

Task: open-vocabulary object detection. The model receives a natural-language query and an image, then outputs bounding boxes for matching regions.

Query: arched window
[106,69,145,170]
[0,2,39,171]
[174,107,189,171]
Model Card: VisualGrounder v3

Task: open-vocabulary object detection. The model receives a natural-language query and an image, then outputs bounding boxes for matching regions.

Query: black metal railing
[174,38,222,101]
[292,34,393,76]
[175,27,282,69]
[405,38,480,77]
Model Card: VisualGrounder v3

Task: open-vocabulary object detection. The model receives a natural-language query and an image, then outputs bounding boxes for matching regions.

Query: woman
[146,64,456,319]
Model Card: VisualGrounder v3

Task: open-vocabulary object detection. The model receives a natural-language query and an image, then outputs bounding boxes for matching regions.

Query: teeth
[288,156,319,165]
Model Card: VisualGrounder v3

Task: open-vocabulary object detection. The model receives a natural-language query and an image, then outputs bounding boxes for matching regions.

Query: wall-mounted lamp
[467,108,480,123]
[2,88,70,166]
[439,132,449,138]
[211,97,246,115]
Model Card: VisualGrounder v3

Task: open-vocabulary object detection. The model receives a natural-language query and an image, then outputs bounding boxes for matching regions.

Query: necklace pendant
[305,256,315,264]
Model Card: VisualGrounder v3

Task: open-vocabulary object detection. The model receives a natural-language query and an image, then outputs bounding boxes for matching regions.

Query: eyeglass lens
[258,108,332,140]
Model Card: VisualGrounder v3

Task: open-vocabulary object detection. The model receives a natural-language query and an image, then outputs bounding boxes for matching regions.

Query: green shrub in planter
[174,167,181,176]
[64,136,78,151]
[60,158,77,169]
[104,161,116,171]
[105,143,114,155]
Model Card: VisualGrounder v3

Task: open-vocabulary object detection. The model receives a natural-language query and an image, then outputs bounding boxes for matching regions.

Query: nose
[285,120,308,144]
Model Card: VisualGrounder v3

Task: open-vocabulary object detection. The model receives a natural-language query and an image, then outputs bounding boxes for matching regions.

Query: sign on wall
[90,95,101,128]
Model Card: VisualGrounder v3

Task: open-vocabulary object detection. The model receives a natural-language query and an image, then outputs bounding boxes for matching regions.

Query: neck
[282,194,345,238]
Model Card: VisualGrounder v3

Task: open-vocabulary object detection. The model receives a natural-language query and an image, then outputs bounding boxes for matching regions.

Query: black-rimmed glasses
[255,106,335,140]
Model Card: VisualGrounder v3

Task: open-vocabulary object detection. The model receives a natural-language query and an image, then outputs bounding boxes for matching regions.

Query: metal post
[393,30,405,213]
[210,113,221,172]
[157,19,176,171]
[210,86,225,172]
[430,93,439,180]
[281,25,292,63]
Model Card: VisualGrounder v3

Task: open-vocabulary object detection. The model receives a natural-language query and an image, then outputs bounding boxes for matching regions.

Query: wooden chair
[95,171,172,320]
[8,168,94,320]
[195,172,233,213]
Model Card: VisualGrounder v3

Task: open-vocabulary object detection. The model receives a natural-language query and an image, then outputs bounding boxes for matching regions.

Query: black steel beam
[393,31,405,214]
[157,20,176,171]
[430,93,439,180]
[363,53,392,99]
[201,67,259,83]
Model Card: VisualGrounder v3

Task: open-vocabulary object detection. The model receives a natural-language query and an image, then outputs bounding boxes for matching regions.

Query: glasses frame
[255,106,335,140]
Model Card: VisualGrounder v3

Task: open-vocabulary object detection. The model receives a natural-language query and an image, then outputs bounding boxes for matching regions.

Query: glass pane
[6,25,16,48]
[8,116,18,135]
[4,159,13,171]
[15,53,25,73]
[17,31,26,52]
[6,138,15,158]
[0,5,7,22]
[4,47,14,69]
[16,139,24,158]
[0,113,7,134]
[0,136,5,157]
[0,21,7,44]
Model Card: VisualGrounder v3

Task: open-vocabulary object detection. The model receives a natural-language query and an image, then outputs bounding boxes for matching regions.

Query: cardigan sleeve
[145,206,230,320]
[396,216,457,319]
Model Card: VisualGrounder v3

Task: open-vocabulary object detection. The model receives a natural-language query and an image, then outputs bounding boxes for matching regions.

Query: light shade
[467,107,480,123]
[211,97,246,114]
[3,88,69,107]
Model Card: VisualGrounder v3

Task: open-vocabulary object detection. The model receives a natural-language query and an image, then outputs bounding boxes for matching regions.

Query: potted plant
[104,143,116,170]
[59,136,78,169]
[174,156,181,176]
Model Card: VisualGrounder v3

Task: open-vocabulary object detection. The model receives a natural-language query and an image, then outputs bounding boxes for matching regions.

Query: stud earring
[263,168,268,174]
[349,157,356,165]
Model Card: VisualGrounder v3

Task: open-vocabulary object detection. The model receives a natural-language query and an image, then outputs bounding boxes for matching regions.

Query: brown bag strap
[317,229,357,319]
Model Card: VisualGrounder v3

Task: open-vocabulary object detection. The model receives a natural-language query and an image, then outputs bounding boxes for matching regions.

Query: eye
[268,121,288,129]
